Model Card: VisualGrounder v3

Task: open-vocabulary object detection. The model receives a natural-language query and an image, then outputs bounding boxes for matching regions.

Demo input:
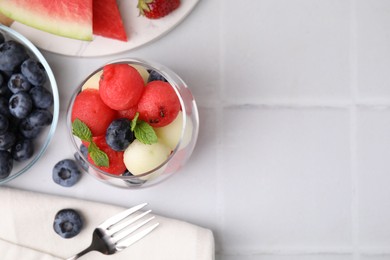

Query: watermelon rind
[0,0,93,41]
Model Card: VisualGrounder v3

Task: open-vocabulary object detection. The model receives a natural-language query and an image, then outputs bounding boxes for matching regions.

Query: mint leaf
[134,120,158,145]
[131,112,139,132]
[72,119,92,142]
[88,142,109,167]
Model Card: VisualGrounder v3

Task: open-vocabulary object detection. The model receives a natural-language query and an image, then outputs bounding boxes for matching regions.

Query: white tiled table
[7,0,390,259]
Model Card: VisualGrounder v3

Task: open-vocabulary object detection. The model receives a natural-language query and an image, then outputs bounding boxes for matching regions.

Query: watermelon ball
[71,89,116,136]
[87,136,127,175]
[99,64,144,110]
[137,81,180,127]
[117,106,138,120]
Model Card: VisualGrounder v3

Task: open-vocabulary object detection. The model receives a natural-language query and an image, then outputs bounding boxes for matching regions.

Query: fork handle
[66,246,94,260]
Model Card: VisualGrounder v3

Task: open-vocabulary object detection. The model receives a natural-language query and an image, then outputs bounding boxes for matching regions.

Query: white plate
[9,0,199,57]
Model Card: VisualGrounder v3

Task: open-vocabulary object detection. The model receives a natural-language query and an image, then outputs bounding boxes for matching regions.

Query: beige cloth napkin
[0,187,214,260]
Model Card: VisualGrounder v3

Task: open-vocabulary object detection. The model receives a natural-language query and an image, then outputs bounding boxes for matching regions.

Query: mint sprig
[72,119,109,167]
[131,112,158,145]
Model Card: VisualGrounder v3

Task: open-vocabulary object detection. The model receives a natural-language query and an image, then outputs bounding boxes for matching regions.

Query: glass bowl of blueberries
[67,58,199,188]
[0,25,59,184]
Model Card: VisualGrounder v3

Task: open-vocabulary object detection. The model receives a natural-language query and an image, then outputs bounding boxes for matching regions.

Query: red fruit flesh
[71,89,116,136]
[138,0,181,19]
[93,0,127,41]
[117,106,138,120]
[99,64,145,110]
[87,136,127,175]
[137,80,180,127]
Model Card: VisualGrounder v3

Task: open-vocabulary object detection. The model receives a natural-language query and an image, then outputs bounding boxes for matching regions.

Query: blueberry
[80,143,88,157]
[0,33,5,45]
[11,138,33,161]
[0,150,12,179]
[9,92,33,119]
[123,171,146,185]
[0,113,8,134]
[29,86,53,109]
[0,132,16,150]
[8,73,31,93]
[105,118,134,151]
[0,82,12,98]
[147,70,167,83]
[52,159,81,187]
[19,117,41,139]
[0,97,11,116]
[21,58,46,86]
[53,209,83,239]
[27,109,52,127]
[0,40,29,72]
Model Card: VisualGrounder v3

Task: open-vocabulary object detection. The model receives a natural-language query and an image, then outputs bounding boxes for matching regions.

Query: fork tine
[115,222,160,251]
[108,209,152,234]
[113,215,155,241]
[99,203,148,229]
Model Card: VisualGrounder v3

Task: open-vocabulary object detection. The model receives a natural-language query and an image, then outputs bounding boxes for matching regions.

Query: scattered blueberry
[0,40,28,72]
[147,70,167,83]
[0,150,12,179]
[0,132,16,150]
[52,159,81,187]
[8,73,31,93]
[29,86,53,109]
[9,92,33,119]
[0,113,8,134]
[53,209,83,239]
[11,138,33,161]
[21,58,46,86]
[105,118,134,151]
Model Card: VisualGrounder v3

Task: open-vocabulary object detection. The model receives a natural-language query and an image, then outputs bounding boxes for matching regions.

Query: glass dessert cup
[0,25,59,185]
[66,58,199,189]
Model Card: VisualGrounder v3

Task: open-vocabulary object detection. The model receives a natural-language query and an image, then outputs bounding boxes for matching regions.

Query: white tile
[356,0,390,100]
[125,0,222,105]
[218,107,352,252]
[357,109,390,247]
[360,256,390,260]
[222,0,351,102]
[217,255,353,260]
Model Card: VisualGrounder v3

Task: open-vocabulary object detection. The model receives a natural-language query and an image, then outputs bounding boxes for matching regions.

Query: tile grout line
[215,0,226,254]
[349,0,360,259]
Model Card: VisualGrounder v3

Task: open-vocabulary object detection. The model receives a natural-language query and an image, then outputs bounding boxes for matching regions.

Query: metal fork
[66,203,159,260]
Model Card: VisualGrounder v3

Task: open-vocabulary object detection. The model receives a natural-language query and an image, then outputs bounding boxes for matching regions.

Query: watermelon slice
[93,0,127,42]
[0,0,93,41]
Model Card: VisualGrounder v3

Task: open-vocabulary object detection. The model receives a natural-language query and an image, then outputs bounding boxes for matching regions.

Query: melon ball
[137,81,180,127]
[99,64,144,110]
[154,111,193,150]
[71,89,116,136]
[123,139,171,177]
[81,70,102,90]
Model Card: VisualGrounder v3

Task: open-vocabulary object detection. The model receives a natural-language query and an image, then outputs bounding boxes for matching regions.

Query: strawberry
[137,0,180,19]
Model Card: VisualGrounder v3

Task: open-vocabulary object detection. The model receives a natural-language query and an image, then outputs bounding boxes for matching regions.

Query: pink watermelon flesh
[93,0,127,42]
[0,0,93,41]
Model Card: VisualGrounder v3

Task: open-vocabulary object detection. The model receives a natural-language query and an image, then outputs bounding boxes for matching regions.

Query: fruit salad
[68,59,198,188]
